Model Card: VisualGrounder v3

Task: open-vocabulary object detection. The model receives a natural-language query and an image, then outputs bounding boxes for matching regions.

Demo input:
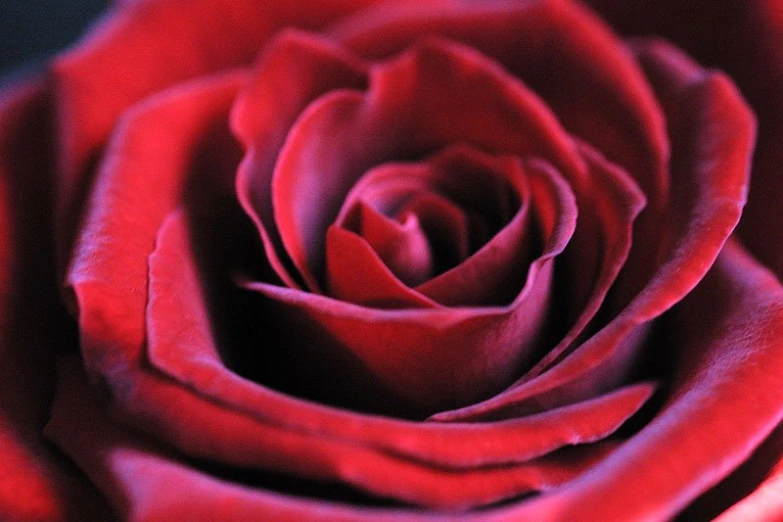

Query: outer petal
[0,79,112,521]
[67,71,247,380]
[492,240,783,521]
[148,209,651,469]
[46,359,452,522]
[56,229,783,522]
[679,422,783,520]
[52,0,447,264]
[586,0,783,281]
[714,449,783,521]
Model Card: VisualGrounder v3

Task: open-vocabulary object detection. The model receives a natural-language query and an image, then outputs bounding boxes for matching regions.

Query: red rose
[2,0,783,520]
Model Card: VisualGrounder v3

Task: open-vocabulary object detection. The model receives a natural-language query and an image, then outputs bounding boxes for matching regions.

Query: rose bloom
[2,0,783,520]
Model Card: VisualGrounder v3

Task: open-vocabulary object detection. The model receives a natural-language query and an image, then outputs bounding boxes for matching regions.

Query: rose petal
[714,449,783,521]
[61,66,649,509]
[249,144,576,413]
[518,141,647,379]
[53,0,441,267]
[326,225,440,309]
[398,194,470,262]
[433,39,754,422]
[329,24,649,385]
[586,0,783,281]
[493,240,783,520]
[48,358,629,518]
[271,37,583,293]
[332,0,670,302]
[352,206,436,288]
[680,422,783,520]
[67,72,246,380]
[71,354,626,510]
[46,359,444,522]
[328,146,536,308]
[432,143,646,421]
[411,149,531,307]
[148,209,648,469]
[326,154,475,308]
[0,79,112,521]
[231,30,368,289]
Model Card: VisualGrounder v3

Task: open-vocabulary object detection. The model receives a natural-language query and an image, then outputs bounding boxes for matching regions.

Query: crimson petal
[332,0,670,300]
[328,146,535,308]
[714,446,783,521]
[433,40,754,422]
[350,206,436,288]
[335,13,651,391]
[52,0,436,263]
[270,37,583,293]
[250,143,576,412]
[495,241,783,520]
[231,30,368,289]
[148,210,646,469]
[67,72,246,382]
[0,79,113,521]
[326,224,440,309]
[48,359,627,518]
[59,64,652,509]
[586,0,783,283]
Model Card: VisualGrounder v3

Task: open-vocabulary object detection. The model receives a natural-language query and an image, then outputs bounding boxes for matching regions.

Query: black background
[1,1,108,76]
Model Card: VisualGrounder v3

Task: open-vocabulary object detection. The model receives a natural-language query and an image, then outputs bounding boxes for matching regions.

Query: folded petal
[67,71,246,379]
[333,0,670,301]
[250,146,574,412]
[53,0,439,264]
[147,209,647,470]
[435,39,754,422]
[586,0,783,281]
[328,146,536,307]
[231,30,368,289]
[271,37,583,293]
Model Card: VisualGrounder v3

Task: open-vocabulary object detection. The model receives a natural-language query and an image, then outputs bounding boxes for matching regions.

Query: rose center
[331,145,525,294]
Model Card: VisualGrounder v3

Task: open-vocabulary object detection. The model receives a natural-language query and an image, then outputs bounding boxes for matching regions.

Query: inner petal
[328,145,532,308]
[231,30,368,290]
[335,160,472,276]
[396,192,470,271]
[270,36,583,297]
[244,147,576,414]
[355,204,435,287]
[332,0,670,305]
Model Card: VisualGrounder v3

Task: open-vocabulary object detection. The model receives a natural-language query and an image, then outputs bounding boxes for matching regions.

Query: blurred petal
[0,78,112,521]
[585,0,783,281]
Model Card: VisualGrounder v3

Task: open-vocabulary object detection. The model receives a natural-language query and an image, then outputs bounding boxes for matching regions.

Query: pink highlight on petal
[231,30,368,289]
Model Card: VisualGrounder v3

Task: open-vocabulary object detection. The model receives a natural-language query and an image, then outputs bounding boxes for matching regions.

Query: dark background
[1,1,108,76]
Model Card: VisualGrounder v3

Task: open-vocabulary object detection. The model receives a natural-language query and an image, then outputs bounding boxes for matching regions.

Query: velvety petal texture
[2,0,782,520]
